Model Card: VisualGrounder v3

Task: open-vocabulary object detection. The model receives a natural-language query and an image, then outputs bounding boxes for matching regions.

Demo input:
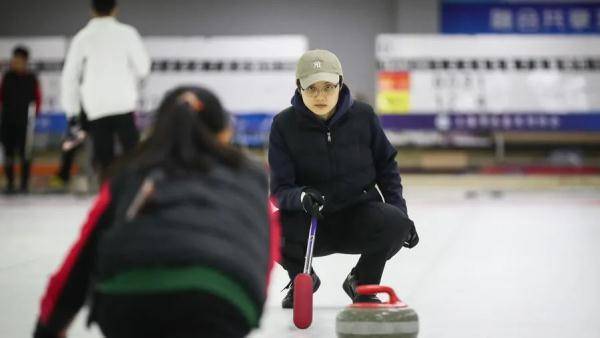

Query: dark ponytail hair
[118,86,244,176]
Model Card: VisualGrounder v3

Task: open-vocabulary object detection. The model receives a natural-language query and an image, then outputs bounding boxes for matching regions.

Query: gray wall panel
[396,0,439,33]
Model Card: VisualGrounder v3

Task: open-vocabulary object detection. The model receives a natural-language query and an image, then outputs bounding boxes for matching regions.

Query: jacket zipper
[326,128,337,202]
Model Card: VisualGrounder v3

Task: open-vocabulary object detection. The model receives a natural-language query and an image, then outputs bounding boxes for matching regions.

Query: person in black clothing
[268,49,419,308]
[0,45,42,193]
[34,86,278,338]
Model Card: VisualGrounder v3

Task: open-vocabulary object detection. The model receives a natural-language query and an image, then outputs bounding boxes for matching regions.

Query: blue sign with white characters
[380,113,600,132]
[442,1,600,34]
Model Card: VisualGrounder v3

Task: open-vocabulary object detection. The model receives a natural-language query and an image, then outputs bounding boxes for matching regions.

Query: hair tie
[178,92,205,112]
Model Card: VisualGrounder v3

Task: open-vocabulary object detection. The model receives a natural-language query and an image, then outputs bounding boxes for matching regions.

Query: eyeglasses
[301,83,339,98]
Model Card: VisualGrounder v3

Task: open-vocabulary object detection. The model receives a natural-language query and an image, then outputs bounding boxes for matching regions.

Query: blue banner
[442,2,600,34]
[232,113,274,147]
[380,113,600,132]
[34,113,67,134]
[35,112,276,148]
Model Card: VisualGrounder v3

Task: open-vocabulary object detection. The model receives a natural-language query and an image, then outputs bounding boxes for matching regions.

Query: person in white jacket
[61,0,150,181]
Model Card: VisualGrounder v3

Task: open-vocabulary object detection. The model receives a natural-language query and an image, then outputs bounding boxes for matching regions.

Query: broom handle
[302,217,318,274]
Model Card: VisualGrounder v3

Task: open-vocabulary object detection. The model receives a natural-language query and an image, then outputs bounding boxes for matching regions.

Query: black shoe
[342,269,382,304]
[342,269,358,301]
[354,294,382,304]
[281,271,321,309]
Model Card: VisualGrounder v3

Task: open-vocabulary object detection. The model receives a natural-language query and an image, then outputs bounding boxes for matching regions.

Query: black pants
[1,123,30,190]
[88,112,139,181]
[57,144,79,182]
[280,201,413,285]
[57,111,89,182]
[95,291,250,338]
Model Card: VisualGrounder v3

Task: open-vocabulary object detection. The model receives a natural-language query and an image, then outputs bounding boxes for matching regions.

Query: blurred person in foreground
[0,45,42,194]
[61,0,150,182]
[268,49,419,308]
[34,86,279,338]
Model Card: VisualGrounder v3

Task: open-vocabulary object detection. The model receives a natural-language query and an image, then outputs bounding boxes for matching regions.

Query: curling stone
[336,285,419,338]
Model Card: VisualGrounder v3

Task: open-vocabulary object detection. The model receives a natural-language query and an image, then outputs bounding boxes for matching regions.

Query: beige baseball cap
[296,49,343,89]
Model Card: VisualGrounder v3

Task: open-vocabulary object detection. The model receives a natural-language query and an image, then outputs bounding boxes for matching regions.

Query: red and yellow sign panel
[377,72,410,114]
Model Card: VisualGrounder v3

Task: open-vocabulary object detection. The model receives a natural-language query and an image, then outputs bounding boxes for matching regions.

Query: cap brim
[299,73,340,89]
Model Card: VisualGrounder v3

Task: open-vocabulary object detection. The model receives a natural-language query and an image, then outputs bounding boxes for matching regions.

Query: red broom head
[293,273,313,329]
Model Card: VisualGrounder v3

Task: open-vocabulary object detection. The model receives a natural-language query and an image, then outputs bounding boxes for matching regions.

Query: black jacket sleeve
[268,115,304,211]
[34,183,115,337]
[0,73,6,110]
[0,75,6,108]
[369,111,408,216]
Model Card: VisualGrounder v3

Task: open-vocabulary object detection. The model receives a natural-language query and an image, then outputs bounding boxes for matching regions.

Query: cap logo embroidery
[312,60,322,69]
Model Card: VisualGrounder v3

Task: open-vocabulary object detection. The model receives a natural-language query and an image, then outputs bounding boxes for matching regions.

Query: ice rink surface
[1,181,600,338]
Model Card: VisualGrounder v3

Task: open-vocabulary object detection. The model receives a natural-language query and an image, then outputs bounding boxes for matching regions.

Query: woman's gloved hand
[300,187,325,219]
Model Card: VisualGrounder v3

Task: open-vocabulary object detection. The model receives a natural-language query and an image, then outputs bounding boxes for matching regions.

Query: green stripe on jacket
[98,266,259,327]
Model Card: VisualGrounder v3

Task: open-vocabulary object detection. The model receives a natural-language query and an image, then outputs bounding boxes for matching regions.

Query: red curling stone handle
[356,285,400,305]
